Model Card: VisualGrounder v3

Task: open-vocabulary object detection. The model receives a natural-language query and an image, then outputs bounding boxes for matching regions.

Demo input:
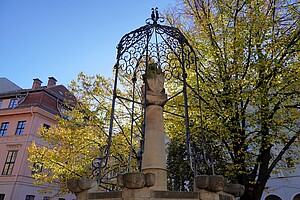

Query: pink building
[0,77,75,200]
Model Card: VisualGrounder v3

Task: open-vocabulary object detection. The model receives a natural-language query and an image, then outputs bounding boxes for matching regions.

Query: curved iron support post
[93,61,120,184]
[180,43,197,178]
[92,145,108,184]
[107,63,120,160]
[140,27,152,169]
[128,72,137,172]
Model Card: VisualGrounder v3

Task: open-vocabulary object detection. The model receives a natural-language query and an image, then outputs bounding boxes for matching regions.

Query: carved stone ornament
[147,74,165,94]
[117,172,155,189]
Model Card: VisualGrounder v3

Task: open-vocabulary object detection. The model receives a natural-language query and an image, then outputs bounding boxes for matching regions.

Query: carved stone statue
[142,62,167,106]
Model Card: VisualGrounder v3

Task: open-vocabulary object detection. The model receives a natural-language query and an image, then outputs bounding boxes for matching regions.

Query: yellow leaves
[225,163,243,172]
[165,1,300,190]
[28,72,140,194]
[27,73,117,195]
[249,181,257,185]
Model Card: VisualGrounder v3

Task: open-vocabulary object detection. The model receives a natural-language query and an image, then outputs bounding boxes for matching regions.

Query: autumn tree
[164,0,300,199]
[28,73,138,196]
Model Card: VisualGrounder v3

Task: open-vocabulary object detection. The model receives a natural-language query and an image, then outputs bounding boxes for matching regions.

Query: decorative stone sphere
[145,173,155,187]
[207,175,225,192]
[117,174,124,187]
[224,183,245,197]
[67,178,97,193]
[195,175,209,189]
[78,178,95,190]
[67,178,83,193]
[123,172,146,189]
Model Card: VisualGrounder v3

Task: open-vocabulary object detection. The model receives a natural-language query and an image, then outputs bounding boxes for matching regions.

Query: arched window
[265,194,282,200]
[293,193,300,200]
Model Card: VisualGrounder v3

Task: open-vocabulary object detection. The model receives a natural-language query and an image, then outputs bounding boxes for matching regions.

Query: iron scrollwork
[92,8,204,185]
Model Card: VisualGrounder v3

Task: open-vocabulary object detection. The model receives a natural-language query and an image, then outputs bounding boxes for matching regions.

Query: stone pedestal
[69,174,243,200]
[70,66,244,200]
[142,105,167,190]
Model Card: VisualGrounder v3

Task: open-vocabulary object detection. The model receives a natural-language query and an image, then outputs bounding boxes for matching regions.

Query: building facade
[0,77,75,200]
[262,164,300,200]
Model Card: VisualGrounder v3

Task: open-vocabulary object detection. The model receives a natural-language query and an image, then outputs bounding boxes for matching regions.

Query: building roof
[17,85,76,115]
[0,77,76,115]
[0,77,22,93]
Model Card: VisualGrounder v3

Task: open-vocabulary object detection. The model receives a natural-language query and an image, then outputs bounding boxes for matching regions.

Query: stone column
[141,65,167,191]
[142,104,167,190]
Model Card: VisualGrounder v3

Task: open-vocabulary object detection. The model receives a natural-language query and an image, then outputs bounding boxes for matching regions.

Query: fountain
[67,8,244,200]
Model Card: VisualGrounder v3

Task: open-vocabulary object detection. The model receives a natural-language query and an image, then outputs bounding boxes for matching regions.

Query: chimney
[47,77,57,87]
[32,78,43,89]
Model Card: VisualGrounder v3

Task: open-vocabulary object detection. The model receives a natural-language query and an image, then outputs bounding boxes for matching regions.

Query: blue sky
[0,0,175,89]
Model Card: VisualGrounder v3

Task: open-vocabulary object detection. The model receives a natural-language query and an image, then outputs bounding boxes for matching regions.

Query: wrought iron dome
[115,7,195,79]
[92,8,207,186]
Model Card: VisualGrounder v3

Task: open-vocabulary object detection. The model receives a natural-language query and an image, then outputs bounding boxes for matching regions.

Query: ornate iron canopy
[116,8,195,80]
[92,8,204,186]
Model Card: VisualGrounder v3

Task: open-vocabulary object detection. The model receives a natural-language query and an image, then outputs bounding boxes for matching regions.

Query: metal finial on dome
[146,7,164,25]
[151,8,155,21]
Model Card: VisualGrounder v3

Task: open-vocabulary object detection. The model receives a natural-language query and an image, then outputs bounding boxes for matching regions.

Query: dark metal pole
[105,62,120,169]
[181,44,197,178]
[140,27,151,171]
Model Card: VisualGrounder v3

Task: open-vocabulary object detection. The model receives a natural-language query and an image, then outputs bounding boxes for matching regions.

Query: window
[25,195,35,200]
[2,150,18,175]
[265,195,282,200]
[15,121,26,135]
[0,122,9,136]
[43,197,50,200]
[8,99,18,108]
[43,123,50,129]
[31,162,43,175]
[0,100,2,108]
[293,193,300,200]
[0,194,5,200]
[58,198,65,200]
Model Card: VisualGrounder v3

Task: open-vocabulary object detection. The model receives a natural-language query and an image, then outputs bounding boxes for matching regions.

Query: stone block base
[198,190,234,200]
[87,189,234,200]
[69,174,239,200]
